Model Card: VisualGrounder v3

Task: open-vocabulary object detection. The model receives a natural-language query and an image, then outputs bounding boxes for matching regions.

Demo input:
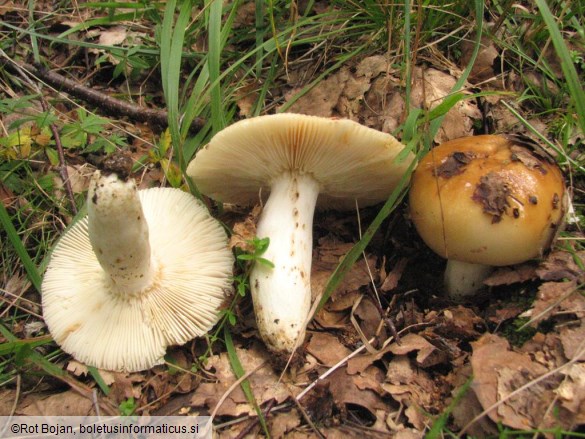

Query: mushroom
[409,134,567,299]
[42,170,234,372]
[187,113,414,354]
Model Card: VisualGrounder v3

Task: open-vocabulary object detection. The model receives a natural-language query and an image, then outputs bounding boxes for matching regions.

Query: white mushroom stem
[444,260,494,299]
[250,171,320,353]
[87,171,155,295]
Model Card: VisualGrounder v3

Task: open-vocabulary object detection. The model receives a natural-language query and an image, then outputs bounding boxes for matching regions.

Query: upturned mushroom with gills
[187,113,415,354]
[42,170,234,372]
[409,134,567,299]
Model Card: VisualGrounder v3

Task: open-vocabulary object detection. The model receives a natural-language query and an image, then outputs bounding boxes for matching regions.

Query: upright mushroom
[42,170,234,372]
[409,134,566,299]
[187,114,414,354]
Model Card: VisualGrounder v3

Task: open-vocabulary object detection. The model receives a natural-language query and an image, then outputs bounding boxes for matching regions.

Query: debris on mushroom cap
[42,178,234,372]
[409,134,567,267]
[188,113,414,209]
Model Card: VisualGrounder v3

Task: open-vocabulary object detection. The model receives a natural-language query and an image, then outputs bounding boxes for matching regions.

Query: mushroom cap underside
[187,113,415,210]
[42,187,234,372]
[409,135,566,266]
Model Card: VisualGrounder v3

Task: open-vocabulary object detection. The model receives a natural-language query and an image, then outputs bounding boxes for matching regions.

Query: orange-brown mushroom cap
[409,135,566,267]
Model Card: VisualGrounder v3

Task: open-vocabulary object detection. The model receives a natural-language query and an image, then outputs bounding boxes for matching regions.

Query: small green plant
[144,129,182,188]
[216,236,274,327]
[60,109,110,150]
[235,236,274,269]
[501,317,538,347]
[118,397,138,416]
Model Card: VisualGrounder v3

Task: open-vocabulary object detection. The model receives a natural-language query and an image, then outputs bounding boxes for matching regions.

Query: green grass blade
[254,0,266,77]
[207,0,225,133]
[223,327,269,436]
[0,201,42,292]
[535,0,585,134]
[88,366,111,395]
[0,325,64,377]
[27,0,40,62]
[426,375,473,438]
[0,335,52,356]
[428,0,484,141]
[403,0,412,113]
[160,0,193,184]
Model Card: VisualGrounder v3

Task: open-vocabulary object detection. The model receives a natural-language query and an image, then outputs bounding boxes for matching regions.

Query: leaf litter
[2,7,585,437]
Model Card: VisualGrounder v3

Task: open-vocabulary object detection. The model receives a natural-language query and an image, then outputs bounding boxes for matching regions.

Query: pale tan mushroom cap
[409,135,567,266]
[42,188,234,372]
[187,114,415,209]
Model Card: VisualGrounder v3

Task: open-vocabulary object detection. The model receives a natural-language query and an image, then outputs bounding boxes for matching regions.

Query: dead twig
[203,360,267,437]
[290,396,326,439]
[3,60,205,133]
[234,398,277,439]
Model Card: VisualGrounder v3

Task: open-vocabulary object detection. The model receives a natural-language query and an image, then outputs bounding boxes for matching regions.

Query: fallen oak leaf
[305,332,352,367]
[483,263,538,286]
[387,333,443,368]
[190,344,296,417]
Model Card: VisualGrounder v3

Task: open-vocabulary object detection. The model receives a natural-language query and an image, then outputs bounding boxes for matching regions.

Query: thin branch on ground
[3,59,206,133]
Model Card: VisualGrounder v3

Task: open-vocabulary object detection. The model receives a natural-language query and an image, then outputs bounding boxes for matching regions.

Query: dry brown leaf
[311,236,376,303]
[312,308,348,329]
[285,55,391,119]
[98,26,127,46]
[484,263,538,286]
[325,290,361,312]
[460,35,499,83]
[469,333,566,431]
[410,67,481,143]
[495,366,554,430]
[229,205,261,252]
[53,164,93,196]
[18,390,95,416]
[352,365,386,396]
[451,365,500,437]
[555,363,585,423]
[233,82,259,118]
[325,367,389,418]
[382,356,442,429]
[531,279,585,325]
[268,408,302,439]
[353,296,384,341]
[284,68,350,117]
[299,381,334,423]
[346,343,393,375]
[387,333,445,368]
[559,322,585,361]
[536,250,585,282]
[66,360,88,377]
[380,257,409,292]
[305,332,352,367]
[434,306,484,342]
[108,372,144,404]
[191,344,296,417]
